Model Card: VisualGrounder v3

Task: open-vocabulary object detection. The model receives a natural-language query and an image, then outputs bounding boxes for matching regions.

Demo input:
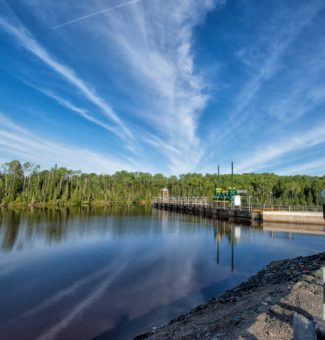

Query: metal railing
[152,196,209,206]
[247,204,322,212]
[153,197,323,212]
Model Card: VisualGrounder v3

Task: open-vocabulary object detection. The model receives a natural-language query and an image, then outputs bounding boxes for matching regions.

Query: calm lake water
[0,206,324,339]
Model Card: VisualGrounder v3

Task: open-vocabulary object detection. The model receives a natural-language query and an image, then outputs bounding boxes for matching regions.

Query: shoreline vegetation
[136,252,325,339]
[0,200,147,208]
[1,160,324,207]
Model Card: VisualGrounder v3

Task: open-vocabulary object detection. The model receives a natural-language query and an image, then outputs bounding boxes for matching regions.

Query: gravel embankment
[135,252,325,339]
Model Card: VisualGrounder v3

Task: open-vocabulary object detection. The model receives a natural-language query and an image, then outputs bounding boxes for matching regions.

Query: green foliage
[0,160,324,206]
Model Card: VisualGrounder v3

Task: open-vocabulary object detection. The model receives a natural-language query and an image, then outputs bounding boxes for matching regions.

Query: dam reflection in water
[0,206,324,339]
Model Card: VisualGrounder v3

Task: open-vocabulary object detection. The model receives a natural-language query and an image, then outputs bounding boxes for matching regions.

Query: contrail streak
[19,265,113,320]
[36,263,127,340]
[0,264,114,332]
[52,0,144,30]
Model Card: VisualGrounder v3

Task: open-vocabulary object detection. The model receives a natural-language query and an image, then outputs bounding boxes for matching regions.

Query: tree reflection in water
[0,205,153,252]
[0,207,325,340]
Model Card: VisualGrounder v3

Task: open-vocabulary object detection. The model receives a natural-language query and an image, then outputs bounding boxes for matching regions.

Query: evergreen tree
[0,160,324,206]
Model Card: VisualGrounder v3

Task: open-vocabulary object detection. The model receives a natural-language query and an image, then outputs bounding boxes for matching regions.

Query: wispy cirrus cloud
[199,0,325,174]
[0,17,133,141]
[0,0,223,174]
[58,0,217,174]
[83,0,220,173]
[0,113,135,173]
[236,121,325,173]
[1,0,325,175]
[230,2,325,126]
[29,85,129,142]
[277,159,325,176]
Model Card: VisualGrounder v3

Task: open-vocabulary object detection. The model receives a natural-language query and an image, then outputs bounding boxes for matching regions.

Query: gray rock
[233,315,242,325]
[265,296,272,303]
[257,306,267,313]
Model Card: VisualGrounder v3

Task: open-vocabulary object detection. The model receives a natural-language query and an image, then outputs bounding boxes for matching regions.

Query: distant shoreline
[0,201,149,208]
[1,160,324,210]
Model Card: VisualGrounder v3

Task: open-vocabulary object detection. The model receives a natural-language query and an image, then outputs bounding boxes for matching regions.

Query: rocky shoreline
[136,252,325,339]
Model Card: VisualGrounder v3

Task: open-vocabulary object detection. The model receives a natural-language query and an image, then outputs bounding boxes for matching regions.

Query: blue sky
[0,0,325,175]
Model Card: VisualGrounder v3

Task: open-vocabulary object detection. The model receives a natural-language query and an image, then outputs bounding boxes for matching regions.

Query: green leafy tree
[0,160,324,207]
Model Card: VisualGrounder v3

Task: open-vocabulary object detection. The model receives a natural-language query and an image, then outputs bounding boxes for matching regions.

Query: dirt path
[135,252,325,339]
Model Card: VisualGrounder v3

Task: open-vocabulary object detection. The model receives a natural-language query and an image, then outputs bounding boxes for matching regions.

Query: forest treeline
[0,160,324,206]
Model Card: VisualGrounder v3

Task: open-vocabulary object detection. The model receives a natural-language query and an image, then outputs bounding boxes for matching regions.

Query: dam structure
[152,197,324,226]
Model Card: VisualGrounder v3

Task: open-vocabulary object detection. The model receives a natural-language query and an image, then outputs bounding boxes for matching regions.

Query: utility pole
[231,161,234,188]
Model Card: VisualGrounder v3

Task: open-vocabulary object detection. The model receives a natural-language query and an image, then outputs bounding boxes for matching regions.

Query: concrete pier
[262,211,324,225]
